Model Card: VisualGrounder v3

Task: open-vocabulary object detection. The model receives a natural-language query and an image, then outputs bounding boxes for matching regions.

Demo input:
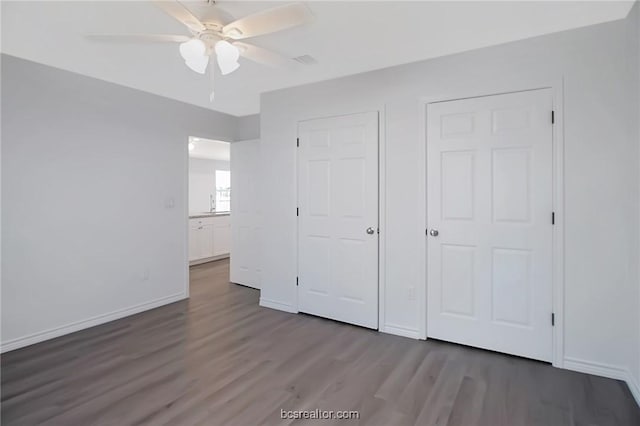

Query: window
[215,170,231,212]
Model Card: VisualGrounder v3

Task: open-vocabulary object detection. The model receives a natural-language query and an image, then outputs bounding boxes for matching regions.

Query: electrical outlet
[141,268,150,281]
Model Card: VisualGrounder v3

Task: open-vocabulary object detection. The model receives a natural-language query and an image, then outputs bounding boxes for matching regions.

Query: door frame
[419,79,565,367]
[183,137,190,299]
[295,110,385,328]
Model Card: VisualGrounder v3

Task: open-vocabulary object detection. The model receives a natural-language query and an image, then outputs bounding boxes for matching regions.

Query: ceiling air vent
[292,55,318,65]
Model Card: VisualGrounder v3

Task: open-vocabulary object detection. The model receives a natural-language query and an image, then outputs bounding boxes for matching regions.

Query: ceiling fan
[87,0,314,99]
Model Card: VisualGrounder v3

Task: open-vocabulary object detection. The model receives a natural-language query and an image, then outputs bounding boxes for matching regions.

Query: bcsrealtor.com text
[280,409,360,420]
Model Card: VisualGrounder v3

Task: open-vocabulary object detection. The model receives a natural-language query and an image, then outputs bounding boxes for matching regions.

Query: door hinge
[296,276,299,286]
[296,138,299,147]
[552,211,555,225]
[551,110,555,124]
[551,313,555,326]
[296,207,299,217]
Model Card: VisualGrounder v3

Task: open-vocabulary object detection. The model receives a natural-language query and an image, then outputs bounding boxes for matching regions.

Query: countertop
[189,212,230,219]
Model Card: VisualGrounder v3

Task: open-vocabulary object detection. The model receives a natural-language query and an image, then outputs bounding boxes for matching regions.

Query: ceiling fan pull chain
[209,54,216,102]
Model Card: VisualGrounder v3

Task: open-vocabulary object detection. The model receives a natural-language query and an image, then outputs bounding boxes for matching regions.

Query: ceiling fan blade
[85,34,191,43]
[233,42,291,68]
[154,0,206,33]
[222,2,313,40]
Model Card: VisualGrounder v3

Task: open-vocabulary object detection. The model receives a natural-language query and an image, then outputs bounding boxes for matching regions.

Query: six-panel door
[297,112,379,329]
[230,139,262,289]
[426,89,554,361]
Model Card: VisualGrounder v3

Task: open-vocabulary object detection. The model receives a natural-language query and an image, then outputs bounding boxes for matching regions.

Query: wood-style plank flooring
[2,259,639,425]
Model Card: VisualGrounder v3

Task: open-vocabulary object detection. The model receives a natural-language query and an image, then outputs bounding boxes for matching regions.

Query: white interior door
[427,89,554,362]
[230,139,262,289]
[298,112,379,329]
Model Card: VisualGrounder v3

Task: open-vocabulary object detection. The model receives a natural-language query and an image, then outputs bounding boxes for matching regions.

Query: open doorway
[187,137,231,267]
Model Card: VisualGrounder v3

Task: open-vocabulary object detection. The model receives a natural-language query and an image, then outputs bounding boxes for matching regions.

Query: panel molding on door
[230,139,262,289]
[297,112,379,329]
[426,89,554,362]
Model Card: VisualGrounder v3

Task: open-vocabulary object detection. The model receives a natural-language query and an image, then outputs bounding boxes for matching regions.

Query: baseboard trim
[382,323,421,339]
[564,356,640,406]
[259,297,297,314]
[627,373,640,407]
[1,292,187,353]
[563,357,628,380]
[189,253,229,266]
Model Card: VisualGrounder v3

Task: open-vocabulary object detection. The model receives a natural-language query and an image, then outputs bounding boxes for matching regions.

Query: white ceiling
[1,1,634,116]
[189,137,230,160]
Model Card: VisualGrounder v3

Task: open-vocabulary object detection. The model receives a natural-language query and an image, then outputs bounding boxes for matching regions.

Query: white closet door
[298,112,379,329]
[427,89,554,361]
[230,139,262,289]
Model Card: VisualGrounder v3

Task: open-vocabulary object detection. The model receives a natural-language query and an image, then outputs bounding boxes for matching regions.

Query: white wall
[630,0,640,398]
[260,13,640,396]
[188,158,230,214]
[637,0,640,398]
[1,55,238,351]
[235,114,260,141]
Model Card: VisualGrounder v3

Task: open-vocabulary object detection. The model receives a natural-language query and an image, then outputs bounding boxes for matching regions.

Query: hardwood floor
[2,259,639,425]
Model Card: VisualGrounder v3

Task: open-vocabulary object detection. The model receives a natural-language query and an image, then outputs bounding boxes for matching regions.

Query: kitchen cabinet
[189,215,231,263]
[213,215,231,256]
[189,226,200,261]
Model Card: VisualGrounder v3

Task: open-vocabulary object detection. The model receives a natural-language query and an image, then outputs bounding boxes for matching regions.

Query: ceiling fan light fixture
[219,60,240,76]
[215,40,240,75]
[234,43,248,54]
[185,55,209,74]
[179,38,206,62]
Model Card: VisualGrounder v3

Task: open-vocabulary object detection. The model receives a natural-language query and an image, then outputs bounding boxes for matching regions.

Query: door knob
[366,227,376,235]
[429,229,439,237]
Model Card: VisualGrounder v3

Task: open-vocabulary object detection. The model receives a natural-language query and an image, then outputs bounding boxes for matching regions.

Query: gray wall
[637,0,640,396]
[260,10,640,394]
[234,114,260,141]
[1,54,238,350]
[630,0,640,392]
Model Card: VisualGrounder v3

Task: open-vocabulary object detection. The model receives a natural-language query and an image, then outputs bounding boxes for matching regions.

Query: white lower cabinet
[189,215,231,262]
[189,226,200,261]
[213,217,231,256]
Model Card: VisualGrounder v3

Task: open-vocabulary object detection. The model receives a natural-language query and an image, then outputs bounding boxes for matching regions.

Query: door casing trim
[295,110,385,330]
[419,78,565,368]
